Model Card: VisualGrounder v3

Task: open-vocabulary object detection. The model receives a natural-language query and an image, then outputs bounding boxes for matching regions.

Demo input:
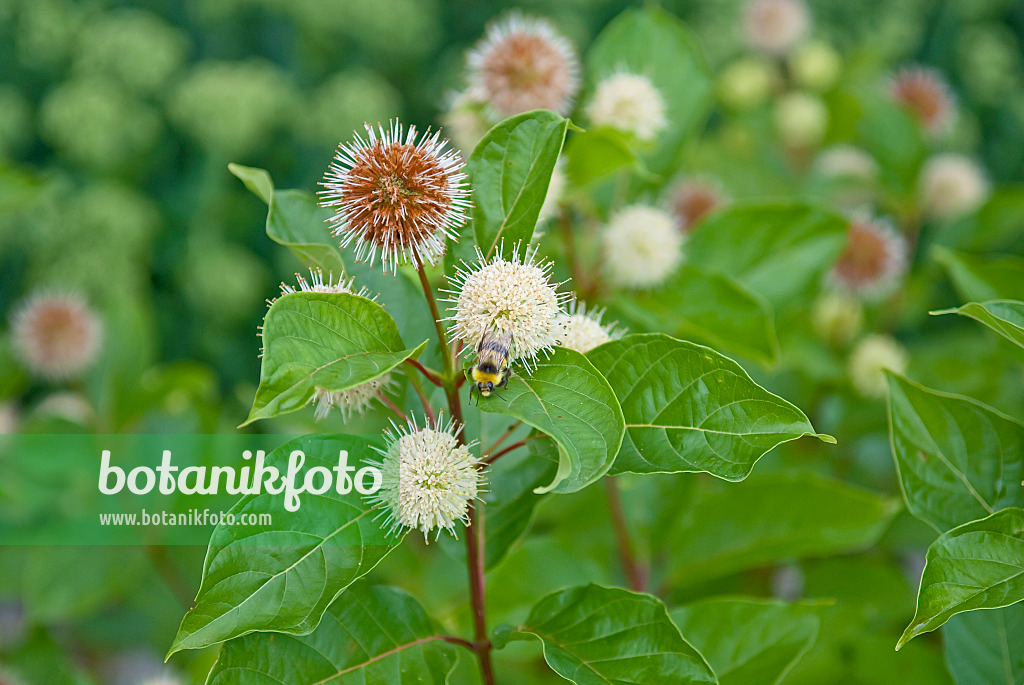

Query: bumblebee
[469,330,513,404]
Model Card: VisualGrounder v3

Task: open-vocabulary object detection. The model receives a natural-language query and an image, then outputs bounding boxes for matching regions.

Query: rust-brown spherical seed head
[828,217,908,301]
[320,121,470,274]
[467,13,580,118]
[889,67,955,136]
[668,180,725,233]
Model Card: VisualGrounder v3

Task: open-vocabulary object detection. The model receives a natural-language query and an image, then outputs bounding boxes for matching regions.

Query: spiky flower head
[918,153,990,219]
[742,0,810,56]
[273,269,387,421]
[320,121,470,273]
[368,414,483,541]
[586,71,668,142]
[668,178,725,232]
[827,216,908,301]
[11,291,102,380]
[889,66,955,136]
[555,301,623,354]
[601,204,684,289]
[849,334,908,398]
[467,12,580,118]
[444,244,570,368]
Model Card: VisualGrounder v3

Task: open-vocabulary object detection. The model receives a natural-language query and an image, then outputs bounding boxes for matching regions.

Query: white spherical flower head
[139,677,185,685]
[919,153,990,219]
[444,244,571,368]
[555,301,623,354]
[11,291,103,380]
[467,12,580,118]
[277,266,370,299]
[849,334,909,399]
[320,120,470,273]
[601,204,683,289]
[441,89,491,156]
[827,216,908,301]
[368,414,483,541]
[586,72,668,142]
[743,0,810,55]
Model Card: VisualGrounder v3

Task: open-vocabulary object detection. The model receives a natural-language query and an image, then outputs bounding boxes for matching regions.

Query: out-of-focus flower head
[585,71,668,142]
[667,178,726,233]
[889,66,956,136]
[827,215,908,301]
[10,291,103,381]
[467,12,580,118]
[601,204,684,289]
[302,69,403,149]
[774,91,828,148]
[320,121,470,273]
[849,334,908,398]
[742,0,810,56]
[169,59,297,156]
[918,153,990,219]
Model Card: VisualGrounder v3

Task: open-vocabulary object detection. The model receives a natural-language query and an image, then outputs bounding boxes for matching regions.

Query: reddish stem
[484,439,527,465]
[405,358,444,387]
[377,392,408,422]
[604,477,646,592]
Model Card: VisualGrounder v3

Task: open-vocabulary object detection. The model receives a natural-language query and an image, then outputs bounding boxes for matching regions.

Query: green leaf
[664,472,899,586]
[205,583,458,685]
[932,300,1024,350]
[495,583,716,684]
[564,127,638,187]
[244,292,425,425]
[898,508,1024,649]
[168,435,403,656]
[586,7,713,176]
[855,98,927,191]
[476,347,624,494]
[611,266,779,367]
[943,603,1024,685]
[468,110,569,260]
[933,246,1024,302]
[886,373,1024,532]
[483,438,558,569]
[586,334,831,478]
[229,163,346,275]
[670,598,820,685]
[684,202,847,306]
[938,187,1024,253]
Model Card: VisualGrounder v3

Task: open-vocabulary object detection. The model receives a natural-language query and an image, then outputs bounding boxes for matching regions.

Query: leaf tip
[816,433,838,445]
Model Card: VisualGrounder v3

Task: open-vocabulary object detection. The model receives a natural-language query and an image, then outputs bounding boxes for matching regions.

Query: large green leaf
[586,334,831,478]
[943,603,1024,685]
[932,300,1024,350]
[168,435,403,656]
[586,7,713,176]
[244,292,425,425]
[684,202,847,306]
[476,347,624,494]
[467,110,569,261]
[494,583,717,684]
[483,438,558,568]
[670,598,820,685]
[230,163,346,275]
[663,472,899,586]
[898,508,1024,649]
[886,373,1024,532]
[611,266,779,367]
[205,583,458,685]
[564,127,638,187]
[933,246,1024,302]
